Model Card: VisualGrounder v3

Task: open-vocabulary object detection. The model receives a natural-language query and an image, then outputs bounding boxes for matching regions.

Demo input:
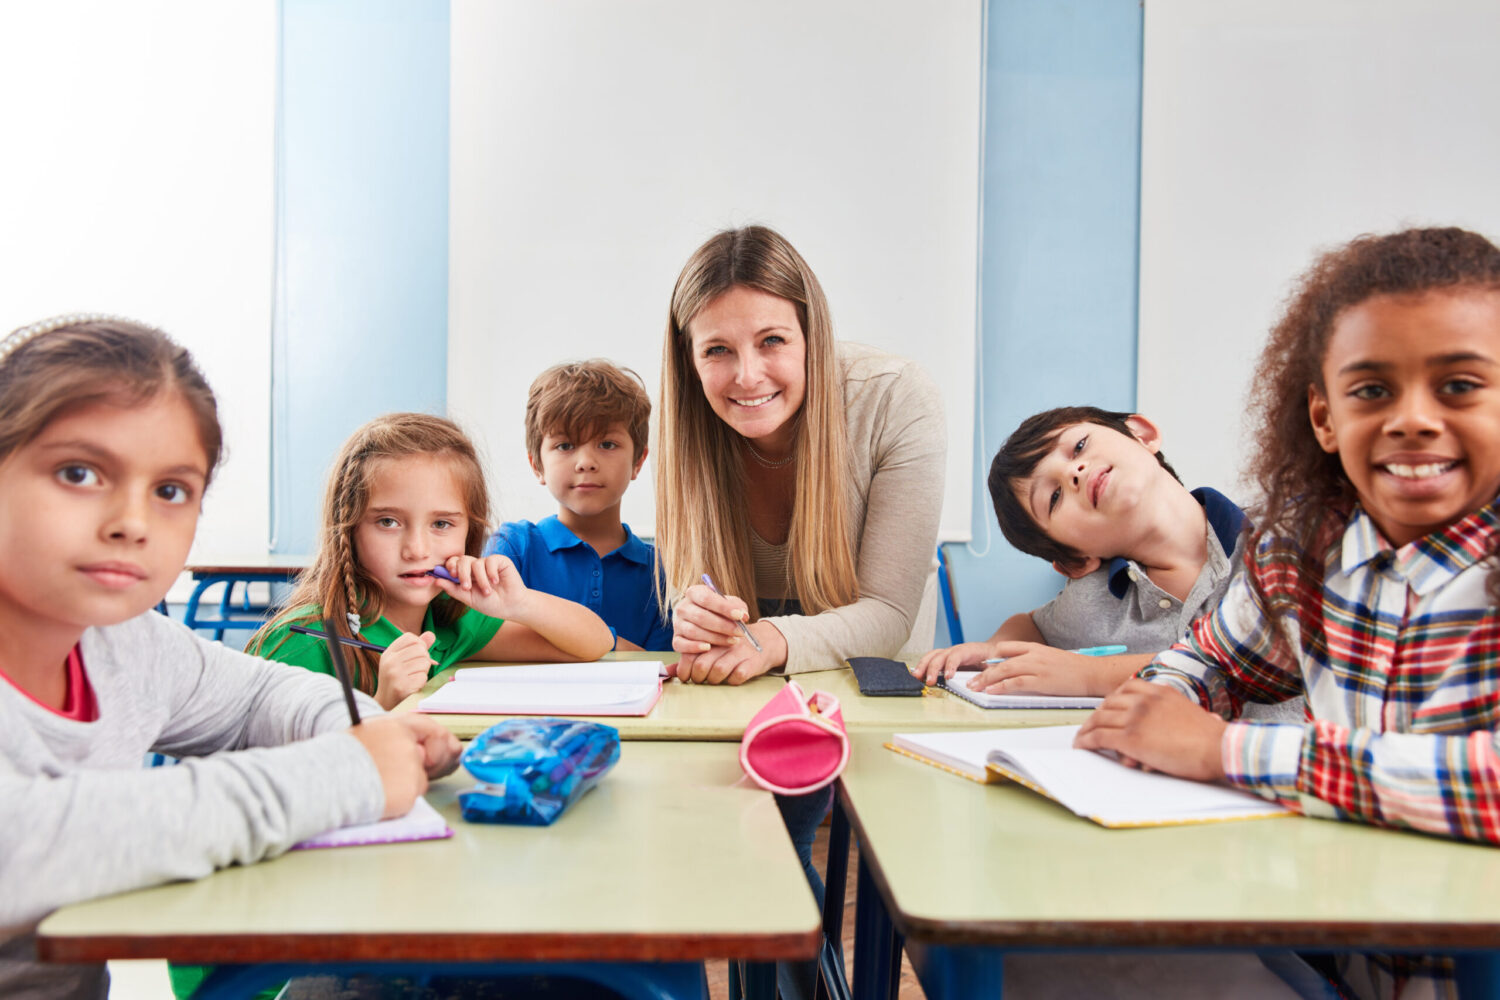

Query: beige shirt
[758,343,946,674]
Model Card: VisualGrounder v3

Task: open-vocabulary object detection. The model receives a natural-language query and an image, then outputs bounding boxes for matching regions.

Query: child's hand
[433,554,530,620]
[675,620,786,685]
[374,631,437,710]
[391,713,461,778]
[912,642,996,684]
[349,716,431,819]
[1073,678,1228,782]
[966,642,1134,698]
[671,583,753,652]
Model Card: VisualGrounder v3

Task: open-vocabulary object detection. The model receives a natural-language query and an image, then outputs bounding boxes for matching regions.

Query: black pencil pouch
[847,656,925,697]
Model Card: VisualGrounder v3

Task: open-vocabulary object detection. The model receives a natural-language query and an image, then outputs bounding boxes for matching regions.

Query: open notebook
[416,661,666,717]
[293,796,452,850]
[939,670,1103,709]
[888,725,1289,829]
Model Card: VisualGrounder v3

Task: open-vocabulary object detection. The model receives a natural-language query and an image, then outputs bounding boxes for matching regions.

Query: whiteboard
[0,1,275,584]
[1139,0,1500,501]
[448,0,982,539]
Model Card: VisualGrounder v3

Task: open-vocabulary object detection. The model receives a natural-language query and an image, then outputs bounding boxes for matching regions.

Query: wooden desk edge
[832,781,1500,950]
[37,927,822,965]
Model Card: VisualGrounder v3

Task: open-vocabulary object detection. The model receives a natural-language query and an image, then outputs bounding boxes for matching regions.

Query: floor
[107,820,922,1000]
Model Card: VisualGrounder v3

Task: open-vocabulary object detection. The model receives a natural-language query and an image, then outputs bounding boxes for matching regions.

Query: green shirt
[257,599,504,680]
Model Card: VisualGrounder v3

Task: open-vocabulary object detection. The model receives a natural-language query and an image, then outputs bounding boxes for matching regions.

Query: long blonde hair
[655,226,857,618]
[251,413,490,692]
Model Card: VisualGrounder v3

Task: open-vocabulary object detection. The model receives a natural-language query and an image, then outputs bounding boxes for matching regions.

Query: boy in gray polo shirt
[916,406,1301,721]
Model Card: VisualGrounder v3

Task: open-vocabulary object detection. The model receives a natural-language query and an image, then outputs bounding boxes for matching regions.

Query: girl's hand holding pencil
[374,631,438,710]
[428,554,531,621]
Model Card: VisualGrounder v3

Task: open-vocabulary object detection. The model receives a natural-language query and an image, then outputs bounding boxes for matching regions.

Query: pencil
[320,616,363,726]
[290,623,389,653]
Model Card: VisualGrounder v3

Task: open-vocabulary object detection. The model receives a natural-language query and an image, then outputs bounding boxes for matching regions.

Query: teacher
[656,224,946,681]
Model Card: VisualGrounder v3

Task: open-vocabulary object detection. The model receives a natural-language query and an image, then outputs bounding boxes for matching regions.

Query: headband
[0,313,138,368]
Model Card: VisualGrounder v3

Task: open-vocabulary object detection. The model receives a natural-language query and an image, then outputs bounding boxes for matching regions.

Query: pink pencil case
[739,680,850,795]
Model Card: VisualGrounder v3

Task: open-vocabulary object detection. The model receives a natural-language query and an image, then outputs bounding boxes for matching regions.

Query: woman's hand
[671,582,752,651]
[1073,678,1227,780]
[373,630,437,710]
[674,619,786,685]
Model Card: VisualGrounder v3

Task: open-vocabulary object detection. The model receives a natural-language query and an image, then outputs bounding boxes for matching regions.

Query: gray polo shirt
[1031,487,1246,654]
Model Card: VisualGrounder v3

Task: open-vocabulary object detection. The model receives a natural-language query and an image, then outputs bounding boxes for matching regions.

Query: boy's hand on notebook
[912,642,995,684]
[968,643,1133,698]
[1073,679,1227,782]
[350,716,432,819]
[374,631,438,710]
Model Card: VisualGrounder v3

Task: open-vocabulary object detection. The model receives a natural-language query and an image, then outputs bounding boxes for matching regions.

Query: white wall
[0,1,275,584]
[447,0,982,539]
[1138,0,1500,500]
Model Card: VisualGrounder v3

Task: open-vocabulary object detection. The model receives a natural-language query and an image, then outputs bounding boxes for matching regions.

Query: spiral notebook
[887,726,1289,829]
[939,670,1103,709]
[292,795,453,850]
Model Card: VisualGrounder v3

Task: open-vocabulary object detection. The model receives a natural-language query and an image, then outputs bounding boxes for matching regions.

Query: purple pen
[426,565,461,583]
[699,573,763,652]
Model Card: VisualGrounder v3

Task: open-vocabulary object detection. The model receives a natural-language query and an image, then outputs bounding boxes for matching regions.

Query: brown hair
[1247,226,1500,614]
[655,225,857,616]
[988,406,1180,570]
[525,359,651,466]
[0,314,222,479]
[251,413,490,691]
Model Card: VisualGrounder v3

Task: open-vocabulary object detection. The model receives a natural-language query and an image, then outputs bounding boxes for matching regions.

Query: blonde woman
[655,225,945,927]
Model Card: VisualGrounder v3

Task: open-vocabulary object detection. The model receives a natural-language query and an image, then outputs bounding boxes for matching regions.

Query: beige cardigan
[756,342,946,674]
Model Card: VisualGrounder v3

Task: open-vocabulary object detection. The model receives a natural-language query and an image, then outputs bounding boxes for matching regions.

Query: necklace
[744,440,796,469]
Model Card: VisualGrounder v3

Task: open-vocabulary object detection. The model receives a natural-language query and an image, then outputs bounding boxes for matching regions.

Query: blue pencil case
[458,718,620,826]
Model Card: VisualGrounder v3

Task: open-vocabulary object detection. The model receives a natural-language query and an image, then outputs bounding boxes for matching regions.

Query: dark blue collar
[538,515,652,565]
[1105,487,1248,599]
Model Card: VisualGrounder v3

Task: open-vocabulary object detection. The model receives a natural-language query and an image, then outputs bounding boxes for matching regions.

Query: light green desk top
[839,732,1500,949]
[38,742,820,966]
[794,668,1094,733]
[398,652,784,741]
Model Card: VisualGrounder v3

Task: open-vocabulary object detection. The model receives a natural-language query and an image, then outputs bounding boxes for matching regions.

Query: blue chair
[936,545,963,645]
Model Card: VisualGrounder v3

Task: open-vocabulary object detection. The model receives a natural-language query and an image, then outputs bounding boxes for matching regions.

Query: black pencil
[290,623,389,653]
[320,616,363,726]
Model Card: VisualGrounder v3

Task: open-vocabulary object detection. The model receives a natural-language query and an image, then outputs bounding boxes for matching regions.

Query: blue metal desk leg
[904,941,1006,1000]
[816,798,852,1000]
[1455,954,1500,999]
[851,848,903,1000]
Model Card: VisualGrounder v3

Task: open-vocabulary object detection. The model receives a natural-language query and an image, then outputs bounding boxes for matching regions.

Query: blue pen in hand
[699,574,763,652]
[426,565,461,583]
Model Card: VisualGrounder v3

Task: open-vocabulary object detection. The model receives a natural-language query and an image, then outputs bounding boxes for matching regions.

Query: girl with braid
[251,413,613,710]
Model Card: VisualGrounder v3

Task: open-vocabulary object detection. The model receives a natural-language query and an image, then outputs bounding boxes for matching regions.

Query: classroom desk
[37,742,820,1000]
[181,555,310,640]
[793,668,1094,733]
[399,652,785,741]
[832,732,1500,1000]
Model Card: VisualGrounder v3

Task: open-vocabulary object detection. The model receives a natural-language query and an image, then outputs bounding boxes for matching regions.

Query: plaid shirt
[1142,499,1500,844]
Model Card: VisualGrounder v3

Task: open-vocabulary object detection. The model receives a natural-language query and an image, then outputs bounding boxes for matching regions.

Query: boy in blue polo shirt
[915,406,1301,721]
[484,360,673,651]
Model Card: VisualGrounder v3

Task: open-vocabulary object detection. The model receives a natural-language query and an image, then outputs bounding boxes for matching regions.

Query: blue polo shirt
[484,516,674,651]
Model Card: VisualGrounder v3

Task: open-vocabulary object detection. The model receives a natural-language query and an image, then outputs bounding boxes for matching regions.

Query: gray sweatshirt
[0,610,385,999]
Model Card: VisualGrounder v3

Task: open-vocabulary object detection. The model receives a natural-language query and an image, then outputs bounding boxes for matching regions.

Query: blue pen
[426,565,461,583]
[984,644,1127,663]
[700,574,763,652]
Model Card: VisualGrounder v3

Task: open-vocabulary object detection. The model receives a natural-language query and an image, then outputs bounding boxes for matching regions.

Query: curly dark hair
[988,406,1180,571]
[1247,226,1500,613]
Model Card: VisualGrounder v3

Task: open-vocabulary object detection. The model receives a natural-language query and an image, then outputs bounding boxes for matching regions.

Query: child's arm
[436,554,614,661]
[913,611,1152,695]
[1074,567,1500,845]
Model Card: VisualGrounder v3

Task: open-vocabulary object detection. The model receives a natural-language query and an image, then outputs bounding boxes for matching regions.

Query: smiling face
[353,453,471,629]
[0,393,208,635]
[1015,416,1173,563]
[531,421,645,524]
[1309,289,1500,548]
[687,285,808,454]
